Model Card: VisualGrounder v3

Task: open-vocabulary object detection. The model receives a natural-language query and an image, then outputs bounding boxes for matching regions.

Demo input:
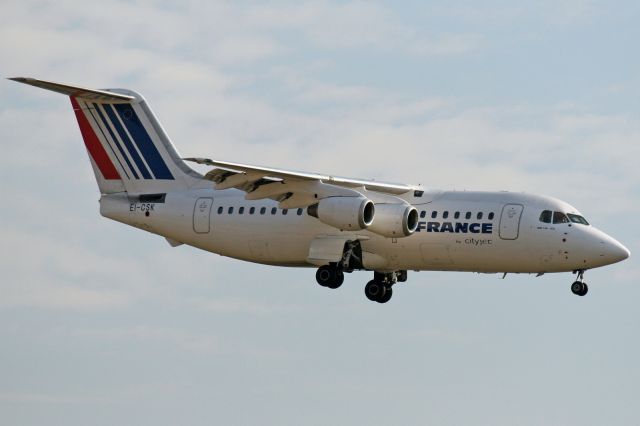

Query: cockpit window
[539,210,552,223]
[553,211,570,224]
[567,213,590,225]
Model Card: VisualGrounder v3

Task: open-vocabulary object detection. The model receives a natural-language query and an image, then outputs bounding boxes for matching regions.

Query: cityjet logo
[416,221,493,234]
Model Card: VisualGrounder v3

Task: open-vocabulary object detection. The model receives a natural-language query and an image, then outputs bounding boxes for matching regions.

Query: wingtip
[8,77,28,82]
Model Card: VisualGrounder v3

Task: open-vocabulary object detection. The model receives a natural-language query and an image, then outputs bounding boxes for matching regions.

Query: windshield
[567,213,590,225]
[553,211,570,224]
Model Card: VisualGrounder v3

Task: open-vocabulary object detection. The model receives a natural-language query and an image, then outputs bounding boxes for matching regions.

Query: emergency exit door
[193,198,213,234]
[499,204,524,240]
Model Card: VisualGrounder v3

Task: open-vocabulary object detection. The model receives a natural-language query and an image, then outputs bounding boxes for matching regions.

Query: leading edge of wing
[183,157,418,195]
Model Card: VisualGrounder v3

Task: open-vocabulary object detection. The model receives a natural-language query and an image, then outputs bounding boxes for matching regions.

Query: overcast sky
[1,1,639,425]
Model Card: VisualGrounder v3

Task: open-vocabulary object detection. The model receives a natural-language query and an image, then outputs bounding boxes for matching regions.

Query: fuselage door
[499,204,524,240]
[193,197,213,234]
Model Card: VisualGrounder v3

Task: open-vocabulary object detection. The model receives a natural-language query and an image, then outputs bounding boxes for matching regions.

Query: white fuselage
[99,187,629,275]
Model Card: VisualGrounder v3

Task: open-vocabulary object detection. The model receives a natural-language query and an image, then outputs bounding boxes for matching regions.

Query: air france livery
[11,77,630,303]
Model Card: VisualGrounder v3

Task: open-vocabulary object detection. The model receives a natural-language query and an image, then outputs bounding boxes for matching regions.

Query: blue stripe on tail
[103,105,152,179]
[114,104,174,180]
[93,104,139,179]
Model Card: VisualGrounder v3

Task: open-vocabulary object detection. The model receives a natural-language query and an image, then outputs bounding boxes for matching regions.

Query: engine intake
[308,197,375,231]
[368,203,419,238]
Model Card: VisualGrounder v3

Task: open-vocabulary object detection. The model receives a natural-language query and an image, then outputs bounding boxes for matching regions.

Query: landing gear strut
[571,270,588,296]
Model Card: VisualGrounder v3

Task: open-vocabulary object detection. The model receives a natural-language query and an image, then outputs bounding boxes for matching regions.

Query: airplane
[10,77,630,303]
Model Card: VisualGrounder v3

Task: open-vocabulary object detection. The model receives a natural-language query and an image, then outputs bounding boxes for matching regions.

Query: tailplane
[9,77,202,194]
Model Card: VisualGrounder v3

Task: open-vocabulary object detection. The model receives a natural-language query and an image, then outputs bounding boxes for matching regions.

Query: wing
[184,157,420,208]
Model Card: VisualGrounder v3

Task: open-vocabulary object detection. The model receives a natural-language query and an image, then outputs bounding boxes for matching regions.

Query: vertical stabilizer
[9,77,202,194]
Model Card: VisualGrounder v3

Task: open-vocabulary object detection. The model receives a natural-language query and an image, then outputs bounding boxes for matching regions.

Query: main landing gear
[315,266,407,304]
[314,240,406,304]
[364,271,407,304]
[571,270,588,296]
[315,265,344,289]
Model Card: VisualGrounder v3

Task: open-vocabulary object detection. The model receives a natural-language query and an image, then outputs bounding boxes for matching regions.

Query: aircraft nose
[601,236,630,264]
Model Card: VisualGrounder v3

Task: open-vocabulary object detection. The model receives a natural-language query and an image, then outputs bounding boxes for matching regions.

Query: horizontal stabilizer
[8,77,134,103]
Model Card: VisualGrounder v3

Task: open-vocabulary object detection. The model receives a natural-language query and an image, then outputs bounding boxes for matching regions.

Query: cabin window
[420,211,426,219]
[454,211,460,219]
[282,209,288,215]
[217,206,223,214]
[477,212,483,220]
[443,211,449,219]
[431,211,437,219]
[249,207,255,214]
[271,207,277,215]
[488,212,495,220]
[553,211,570,224]
[567,213,590,225]
[260,207,266,215]
[465,212,471,220]
[228,207,234,214]
[239,207,245,214]
[297,208,303,216]
[539,210,552,223]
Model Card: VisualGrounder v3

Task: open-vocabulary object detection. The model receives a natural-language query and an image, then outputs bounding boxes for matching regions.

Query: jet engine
[308,196,375,231]
[368,203,419,238]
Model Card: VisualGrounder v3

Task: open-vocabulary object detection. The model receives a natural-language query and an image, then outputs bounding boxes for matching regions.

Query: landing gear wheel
[365,280,385,302]
[327,271,344,289]
[316,265,343,289]
[571,280,588,296]
[364,280,392,303]
[377,287,393,304]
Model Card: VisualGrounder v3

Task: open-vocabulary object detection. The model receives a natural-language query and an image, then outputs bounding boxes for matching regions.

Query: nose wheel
[571,270,588,296]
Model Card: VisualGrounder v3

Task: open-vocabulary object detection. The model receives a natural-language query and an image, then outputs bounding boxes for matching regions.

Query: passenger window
[477,212,483,220]
[239,207,244,214]
[443,211,449,219]
[420,211,426,219]
[488,212,494,220]
[454,211,460,219]
[465,212,471,220]
[297,208,303,216]
[282,209,288,215]
[271,207,277,215]
[553,211,569,224]
[228,207,234,214]
[249,207,255,214]
[217,206,223,214]
[539,210,552,223]
[431,211,437,219]
[260,207,266,215]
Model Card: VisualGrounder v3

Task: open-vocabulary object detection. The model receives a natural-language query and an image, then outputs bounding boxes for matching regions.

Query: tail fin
[9,77,202,194]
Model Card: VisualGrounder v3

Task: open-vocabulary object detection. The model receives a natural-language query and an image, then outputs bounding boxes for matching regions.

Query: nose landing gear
[571,270,588,296]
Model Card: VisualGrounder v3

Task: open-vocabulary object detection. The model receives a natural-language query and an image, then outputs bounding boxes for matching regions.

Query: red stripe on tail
[70,97,121,180]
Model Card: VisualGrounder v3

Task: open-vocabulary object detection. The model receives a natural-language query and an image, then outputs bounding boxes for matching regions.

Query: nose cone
[603,238,630,264]
[579,227,630,268]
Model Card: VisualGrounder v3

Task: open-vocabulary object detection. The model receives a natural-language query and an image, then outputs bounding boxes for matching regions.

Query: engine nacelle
[308,197,375,231]
[368,203,419,238]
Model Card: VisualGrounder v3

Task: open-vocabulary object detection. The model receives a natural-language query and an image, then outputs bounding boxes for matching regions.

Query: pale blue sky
[1,1,639,425]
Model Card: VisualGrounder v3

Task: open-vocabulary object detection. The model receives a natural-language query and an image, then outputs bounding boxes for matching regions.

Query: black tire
[316,266,335,287]
[377,287,393,303]
[327,271,344,289]
[579,282,589,296]
[365,280,384,302]
[571,281,583,295]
